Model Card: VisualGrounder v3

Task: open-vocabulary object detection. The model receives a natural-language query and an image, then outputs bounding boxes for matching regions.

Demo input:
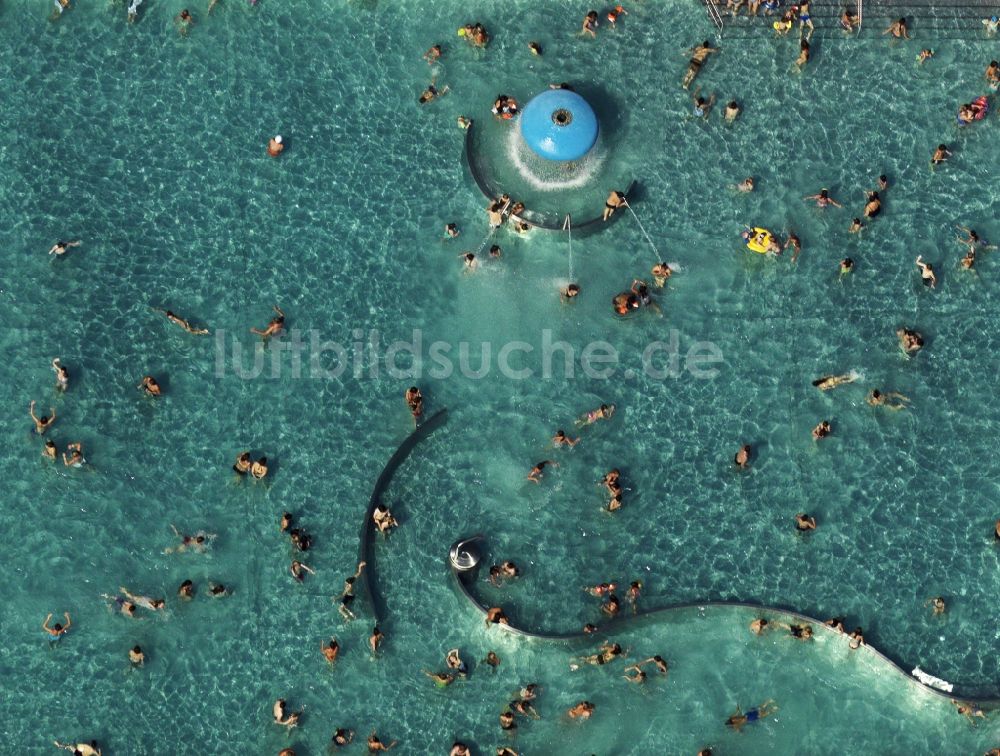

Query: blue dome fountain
[519,89,599,162]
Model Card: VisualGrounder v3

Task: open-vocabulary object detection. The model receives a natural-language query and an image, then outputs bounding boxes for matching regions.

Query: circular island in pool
[519,89,600,162]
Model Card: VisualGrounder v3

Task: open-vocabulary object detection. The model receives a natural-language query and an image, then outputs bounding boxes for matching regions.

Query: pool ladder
[703,0,724,30]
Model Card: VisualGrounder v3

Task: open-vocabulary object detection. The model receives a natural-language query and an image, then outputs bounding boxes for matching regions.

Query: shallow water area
[2,0,1000,753]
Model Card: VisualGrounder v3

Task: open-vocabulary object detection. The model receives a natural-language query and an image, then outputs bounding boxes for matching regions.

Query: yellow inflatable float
[742,227,776,254]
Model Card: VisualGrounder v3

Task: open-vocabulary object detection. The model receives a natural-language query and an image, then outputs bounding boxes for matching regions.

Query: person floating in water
[984,15,1000,34]
[725,700,778,731]
[784,232,801,262]
[290,560,315,582]
[951,699,986,724]
[562,283,581,301]
[120,587,166,612]
[373,504,398,534]
[925,596,946,615]
[725,100,741,123]
[812,421,831,440]
[29,400,56,434]
[839,258,854,276]
[691,87,715,118]
[367,731,397,751]
[897,327,924,355]
[62,444,85,467]
[652,263,672,287]
[915,256,937,288]
[51,358,70,391]
[803,188,842,208]
[884,17,910,39]
[336,561,365,620]
[155,308,209,335]
[175,8,194,34]
[272,699,302,729]
[369,625,385,654]
[867,389,909,410]
[795,39,810,69]
[576,403,615,426]
[418,80,449,105]
[423,44,442,64]
[405,387,423,425]
[931,144,952,167]
[138,375,162,397]
[43,440,57,461]
[568,701,595,719]
[581,10,599,38]
[331,728,354,747]
[552,429,578,448]
[43,612,72,640]
[812,373,855,391]
[527,460,557,483]
[251,305,285,340]
[49,239,81,256]
[682,41,719,89]
[165,524,215,554]
[528,41,543,55]
[607,5,627,28]
[250,456,269,480]
[458,22,489,47]
[53,741,100,756]
[603,190,626,221]
[795,513,817,531]
[734,444,751,468]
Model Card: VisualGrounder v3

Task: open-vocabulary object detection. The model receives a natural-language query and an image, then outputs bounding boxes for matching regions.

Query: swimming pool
[2,0,999,752]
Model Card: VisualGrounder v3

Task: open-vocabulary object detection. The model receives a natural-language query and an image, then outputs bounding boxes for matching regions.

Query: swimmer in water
[568,701,595,719]
[849,218,864,233]
[445,648,468,676]
[102,593,138,618]
[424,670,455,687]
[607,5,627,27]
[208,582,228,597]
[726,700,778,731]
[736,177,754,192]
[734,444,751,468]
[867,389,909,410]
[812,373,855,391]
[847,627,865,649]
[863,191,881,218]
[623,664,646,684]
[484,651,501,669]
[369,625,384,654]
[951,699,986,723]
[601,594,621,616]
[405,386,424,425]
[528,41,542,55]
[884,17,910,39]
[682,41,719,89]
[418,80,449,105]
[485,606,509,626]
[584,582,616,597]
[876,175,889,191]
[54,741,100,756]
[450,743,471,756]
[366,731,397,752]
[331,728,354,747]
[62,442,85,467]
[987,61,999,86]
[129,645,145,666]
[925,596,946,615]
[489,244,501,259]
[581,10,599,38]
[562,283,581,301]
[52,358,70,391]
[626,580,641,612]
[290,560,315,582]
[803,188,843,208]
[795,39,810,68]
[840,7,860,32]
[824,617,846,633]
[509,698,540,719]
[691,87,715,117]
[251,305,285,340]
[43,612,72,639]
[552,430,579,447]
[957,226,996,253]
[798,0,814,39]
[931,144,952,166]
[175,8,194,33]
[373,504,398,534]
[423,44,442,64]
[915,256,937,288]
[138,375,162,396]
[811,420,831,440]
[460,252,477,271]
[267,135,284,157]
[652,263,672,287]
[725,100,741,122]
[527,460,557,483]
[794,513,817,531]
[784,232,802,262]
[177,580,194,600]
[603,190,626,221]
[897,327,924,354]
[917,49,934,64]
[499,709,517,732]
[120,587,166,612]
[165,524,215,554]
[445,222,460,238]
[155,308,209,335]
[272,699,302,729]
[749,617,770,634]
[233,451,252,476]
[337,561,366,620]
[576,403,615,426]
[43,440,57,460]
[29,401,56,434]
[788,624,813,640]
[840,258,854,276]
[251,456,269,479]
[638,655,669,674]
[48,240,81,256]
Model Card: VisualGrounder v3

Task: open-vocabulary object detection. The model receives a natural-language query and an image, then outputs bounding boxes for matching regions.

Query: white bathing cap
[275,135,283,143]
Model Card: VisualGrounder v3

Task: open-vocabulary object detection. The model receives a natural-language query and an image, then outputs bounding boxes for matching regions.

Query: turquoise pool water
[2,0,999,753]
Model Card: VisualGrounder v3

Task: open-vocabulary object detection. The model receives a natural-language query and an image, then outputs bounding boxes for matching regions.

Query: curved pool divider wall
[357,409,449,624]
[448,537,1000,709]
[462,122,635,234]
